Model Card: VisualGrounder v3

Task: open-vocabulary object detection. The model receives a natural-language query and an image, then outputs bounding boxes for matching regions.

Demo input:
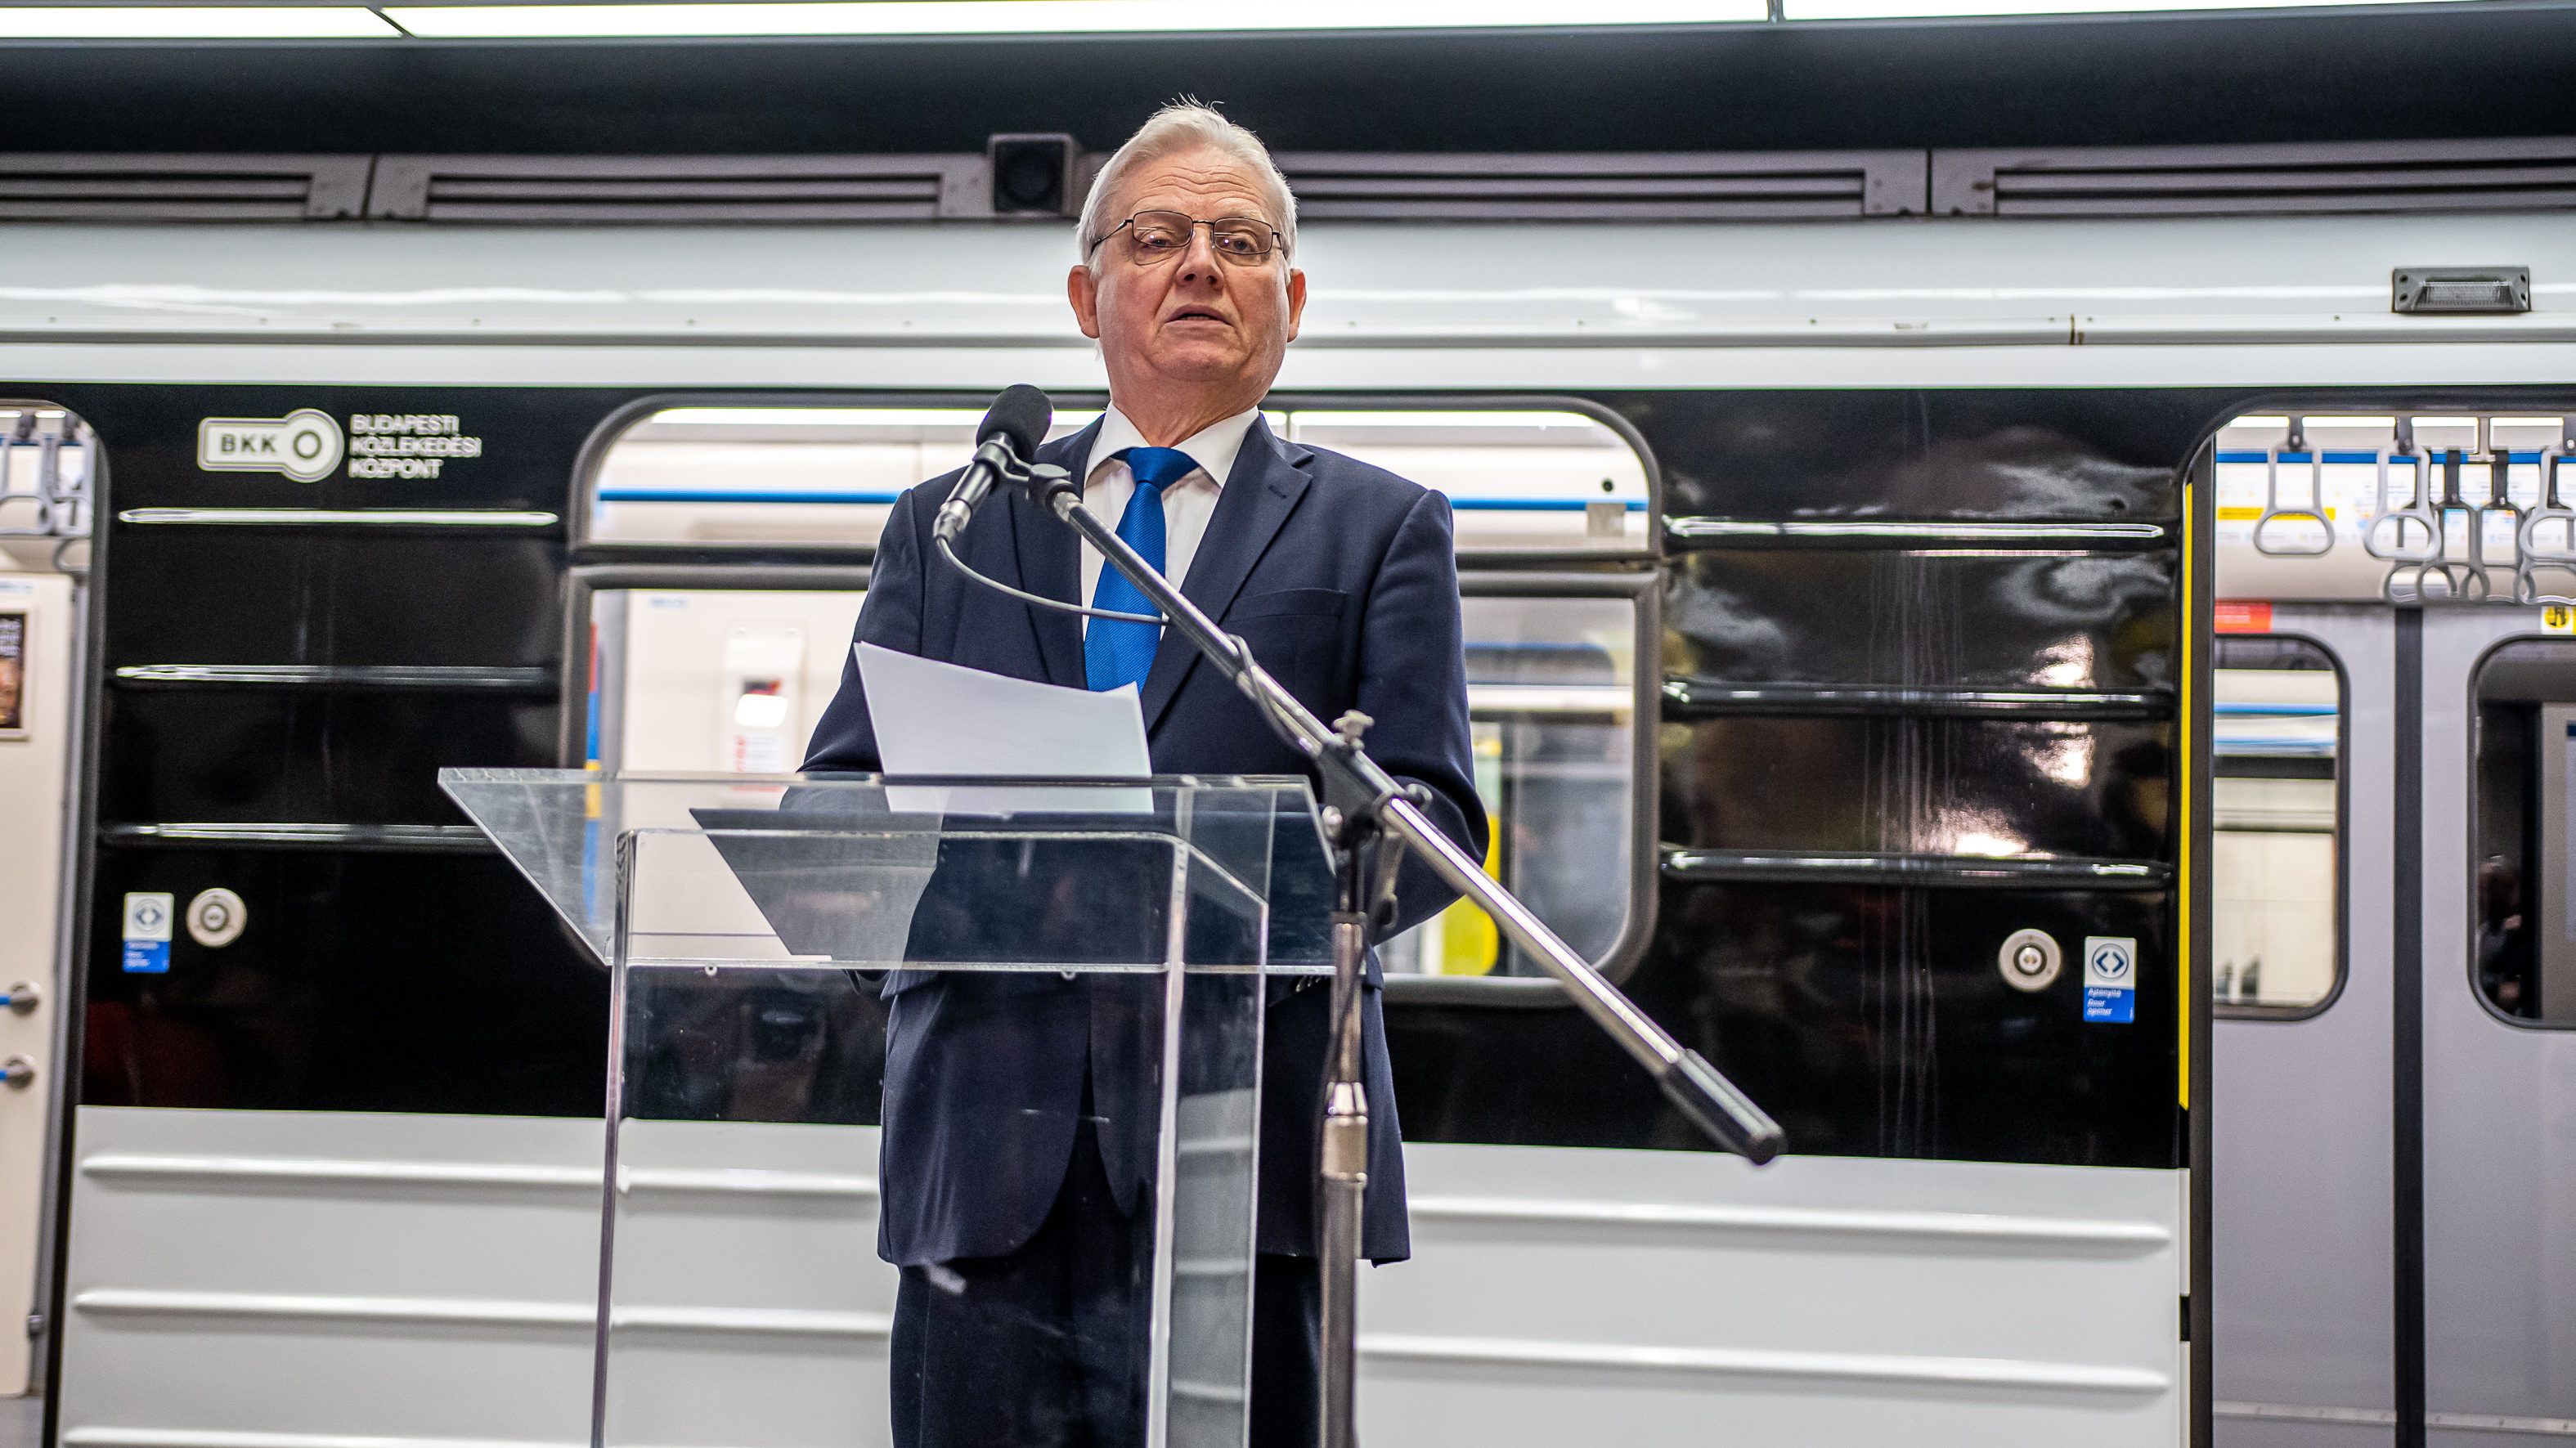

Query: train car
[2,139,2572,1448]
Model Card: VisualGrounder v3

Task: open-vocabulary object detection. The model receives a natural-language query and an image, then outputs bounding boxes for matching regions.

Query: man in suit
[802,100,1485,1447]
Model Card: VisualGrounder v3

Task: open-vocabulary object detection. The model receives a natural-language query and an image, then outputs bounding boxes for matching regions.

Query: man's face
[1069,146,1305,411]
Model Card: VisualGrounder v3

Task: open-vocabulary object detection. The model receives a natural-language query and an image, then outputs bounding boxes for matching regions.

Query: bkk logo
[196,409,347,483]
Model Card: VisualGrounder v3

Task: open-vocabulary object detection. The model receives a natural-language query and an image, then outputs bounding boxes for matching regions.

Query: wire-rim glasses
[1088,210,1282,267]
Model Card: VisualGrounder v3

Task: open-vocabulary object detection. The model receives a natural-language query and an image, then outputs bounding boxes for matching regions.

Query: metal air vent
[0,154,369,222]
[1931,137,2576,217]
[1275,150,1926,220]
[365,154,1003,223]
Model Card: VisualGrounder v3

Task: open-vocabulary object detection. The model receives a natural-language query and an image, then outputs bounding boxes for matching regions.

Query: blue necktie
[1085,446,1197,693]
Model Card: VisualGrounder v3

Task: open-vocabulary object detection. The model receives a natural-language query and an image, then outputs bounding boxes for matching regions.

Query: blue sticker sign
[123,891,173,974]
[2083,935,2137,1023]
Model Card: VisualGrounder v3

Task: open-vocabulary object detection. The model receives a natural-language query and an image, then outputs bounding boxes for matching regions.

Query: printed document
[856,642,1152,813]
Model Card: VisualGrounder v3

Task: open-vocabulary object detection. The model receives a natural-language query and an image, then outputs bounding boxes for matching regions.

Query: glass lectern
[440,769,1332,1448]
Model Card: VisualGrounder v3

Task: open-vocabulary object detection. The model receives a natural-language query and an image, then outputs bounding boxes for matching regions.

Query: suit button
[1060,971,1077,981]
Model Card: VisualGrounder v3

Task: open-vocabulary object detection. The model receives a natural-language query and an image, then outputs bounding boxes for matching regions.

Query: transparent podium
[440,769,1333,1448]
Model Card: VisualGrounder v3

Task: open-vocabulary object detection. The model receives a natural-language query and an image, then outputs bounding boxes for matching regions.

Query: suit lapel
[1138,417,1313,736]
[1009,421,1098,688]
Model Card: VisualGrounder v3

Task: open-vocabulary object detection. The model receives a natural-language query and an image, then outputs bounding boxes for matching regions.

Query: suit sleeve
[801,486,928,773]
[1357,488,1489,939]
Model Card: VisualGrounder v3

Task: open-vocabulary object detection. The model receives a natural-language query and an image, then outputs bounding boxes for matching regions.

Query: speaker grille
[1932,137,2576,217]
[365,155,989,223]
[0,154,370,222]
[1278,150,1926,221]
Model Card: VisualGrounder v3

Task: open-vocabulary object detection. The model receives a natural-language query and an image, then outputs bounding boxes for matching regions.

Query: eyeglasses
[1088,210,1282,267]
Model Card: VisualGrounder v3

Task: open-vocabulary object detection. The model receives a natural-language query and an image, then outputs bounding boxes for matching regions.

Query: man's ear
[1068,265,1102,340]
[1284,267,1308,345]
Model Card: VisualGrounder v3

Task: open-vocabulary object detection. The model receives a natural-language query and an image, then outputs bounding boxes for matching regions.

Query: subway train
[2,143,2573,1448]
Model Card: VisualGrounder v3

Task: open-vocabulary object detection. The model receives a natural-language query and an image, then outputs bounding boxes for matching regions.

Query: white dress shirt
[1077,405,1260,638]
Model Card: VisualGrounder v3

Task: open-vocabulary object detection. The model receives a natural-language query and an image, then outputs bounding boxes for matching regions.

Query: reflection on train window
[1380,592,1641,980]
[2213,636,2341,1013]
[2472,639,2576,1024]
[587,405,1649,555]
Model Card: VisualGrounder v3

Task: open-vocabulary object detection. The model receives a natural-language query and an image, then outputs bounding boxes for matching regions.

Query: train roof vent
[1275,150,1927,220]
[365,154,995,223]
[0,154,370,222]
[1931,137,2576,217]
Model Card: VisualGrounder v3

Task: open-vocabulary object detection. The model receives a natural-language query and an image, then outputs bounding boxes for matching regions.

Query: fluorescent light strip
[0,5,401,37]
[386,0,1763,39]
[1788,0,2473,16]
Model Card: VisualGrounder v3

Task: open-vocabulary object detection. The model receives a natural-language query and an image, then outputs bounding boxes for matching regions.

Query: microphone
[932,385,1052,545]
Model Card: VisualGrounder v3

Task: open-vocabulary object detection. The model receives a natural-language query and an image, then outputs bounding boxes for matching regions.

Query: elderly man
[803,101,1484,1447]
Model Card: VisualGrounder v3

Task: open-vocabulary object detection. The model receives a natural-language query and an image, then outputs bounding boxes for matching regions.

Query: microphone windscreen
[978,384,1053,457]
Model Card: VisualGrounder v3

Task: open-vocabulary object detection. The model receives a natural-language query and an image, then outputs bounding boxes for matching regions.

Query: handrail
[1665,517,2172,551]
[113,664,555,693]
[101,823,495,852]
[1663,846,2170,891]
[1663,679,2170,720]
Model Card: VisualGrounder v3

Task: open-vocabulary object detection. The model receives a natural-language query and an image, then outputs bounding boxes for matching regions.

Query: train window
[1379,581,1651,984]
[588,406,1111,550]
[1282,410,1649,554]
[586,587,868,773]
[0,403,93,540]
[2213,636,2342,1014]
[576,401,1662,994]
[2471,639,2576,1025]
[583,403,1650,556]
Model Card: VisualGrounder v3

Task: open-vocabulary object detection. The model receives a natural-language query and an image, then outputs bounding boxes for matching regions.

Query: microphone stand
[1019,474,1785,1448]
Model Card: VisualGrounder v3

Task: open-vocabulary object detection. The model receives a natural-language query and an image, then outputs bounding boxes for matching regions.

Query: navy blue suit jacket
[803,415,1485,1266]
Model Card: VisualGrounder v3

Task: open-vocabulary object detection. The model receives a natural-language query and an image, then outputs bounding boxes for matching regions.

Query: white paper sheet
[856,642,1153,814]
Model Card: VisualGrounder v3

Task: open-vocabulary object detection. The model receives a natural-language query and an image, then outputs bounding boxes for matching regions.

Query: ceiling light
[0,5,401,36]
[1788,0,2470,16]
[385,0,1761,39]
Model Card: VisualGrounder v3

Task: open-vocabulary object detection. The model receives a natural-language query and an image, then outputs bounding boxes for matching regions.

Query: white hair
[1077,101,1298,270]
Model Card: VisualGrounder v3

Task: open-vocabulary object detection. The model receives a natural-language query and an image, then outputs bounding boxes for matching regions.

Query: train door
[0,403,92,1405]
[2432,608,2576,1444]
[2210,410,2576,1445]
[2209,603,2390,1444]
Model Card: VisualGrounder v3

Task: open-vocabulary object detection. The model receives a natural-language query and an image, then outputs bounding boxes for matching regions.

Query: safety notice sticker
[2083,936,2137,1024]
[123,891,174,974]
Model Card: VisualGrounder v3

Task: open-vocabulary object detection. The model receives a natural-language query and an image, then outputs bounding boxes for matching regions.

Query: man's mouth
[1167,307,1227,325]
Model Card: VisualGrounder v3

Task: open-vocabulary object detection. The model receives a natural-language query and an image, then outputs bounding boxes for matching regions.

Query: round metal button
[1997,928,2062,993]
[186,888,248,948]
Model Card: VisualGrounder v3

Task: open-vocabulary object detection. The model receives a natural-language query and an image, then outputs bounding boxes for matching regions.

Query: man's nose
[1174,225,1224,285]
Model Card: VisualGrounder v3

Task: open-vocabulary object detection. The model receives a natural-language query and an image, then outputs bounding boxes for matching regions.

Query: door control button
[186,888,247,948]
[1998,928,2063,993]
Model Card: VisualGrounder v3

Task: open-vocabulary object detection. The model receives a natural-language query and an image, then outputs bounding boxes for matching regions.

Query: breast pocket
[1225,589,1349,703]
[1228,588,1348,625]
